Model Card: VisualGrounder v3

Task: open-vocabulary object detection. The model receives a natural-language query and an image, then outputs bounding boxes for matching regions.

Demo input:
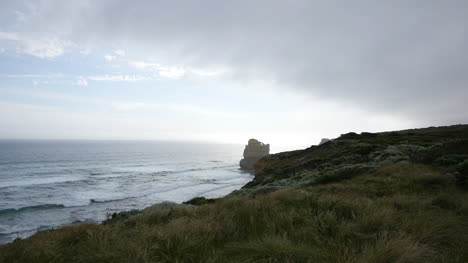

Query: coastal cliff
[239,139,270,170]
[230,124,468,198]
[1,124,468,263]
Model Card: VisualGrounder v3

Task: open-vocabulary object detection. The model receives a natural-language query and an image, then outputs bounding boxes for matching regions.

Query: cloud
[1,87,243,121]
[76,77,88,86]
[14,10,26,22]
[0,31,72,58]
[128,60,160,70]
[32,80,48,85]
[87,75,148,82]
[111,101,244,119]
[114,49,125,56]
[79,48,92,55]
[104,49,125,61]
[0,32,19,41]
[157,66,185,79]
[128,60,186,78]
[4,0,468,124]
[112,102,147,111]
[0,73,65,78]
[128,60,226,79]
[103,54,116,61]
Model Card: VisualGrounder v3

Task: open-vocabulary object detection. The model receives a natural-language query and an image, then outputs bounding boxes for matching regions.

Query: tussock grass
[1,162,468,262]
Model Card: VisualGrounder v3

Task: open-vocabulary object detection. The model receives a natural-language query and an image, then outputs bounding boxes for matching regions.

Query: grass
[1,162,468,262]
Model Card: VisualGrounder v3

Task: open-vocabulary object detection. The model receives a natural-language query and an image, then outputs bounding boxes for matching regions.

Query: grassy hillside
[1,125,468,263]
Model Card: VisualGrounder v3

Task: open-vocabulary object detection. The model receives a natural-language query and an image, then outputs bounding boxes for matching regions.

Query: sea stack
[239,139,270,170]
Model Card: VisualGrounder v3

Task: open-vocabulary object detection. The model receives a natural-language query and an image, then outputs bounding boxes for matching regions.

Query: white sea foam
[0,175,86,188]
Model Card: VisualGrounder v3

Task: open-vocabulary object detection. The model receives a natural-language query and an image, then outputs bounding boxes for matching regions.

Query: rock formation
[319,138,331,145]
[239,139,270,170]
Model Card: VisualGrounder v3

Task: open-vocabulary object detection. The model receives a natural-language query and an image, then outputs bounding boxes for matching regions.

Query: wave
[148,170,173,176]
[123,164,147,168]
[0,204,65,216]
[148,164,237,176]
[0,176,87,189]
[1,162,238,190]
[0,227,37,238]
[1,180,234,217]
[89,197,130,204]
[89,172,105,176]
[0,176,243,217]
[86,180,221,205]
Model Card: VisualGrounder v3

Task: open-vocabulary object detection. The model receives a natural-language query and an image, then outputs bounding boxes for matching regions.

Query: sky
[0,0,467,150]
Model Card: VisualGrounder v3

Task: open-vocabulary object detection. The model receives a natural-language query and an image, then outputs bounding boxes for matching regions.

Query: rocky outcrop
[319,138,331,145]
[239,139,270,170]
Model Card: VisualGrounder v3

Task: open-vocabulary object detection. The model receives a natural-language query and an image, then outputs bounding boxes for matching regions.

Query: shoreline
[0,168,255,245]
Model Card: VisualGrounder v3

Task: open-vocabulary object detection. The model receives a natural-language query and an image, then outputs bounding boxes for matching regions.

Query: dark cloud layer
[8,0,468,124]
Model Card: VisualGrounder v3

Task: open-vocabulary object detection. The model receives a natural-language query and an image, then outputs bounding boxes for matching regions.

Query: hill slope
[1,125,468,263]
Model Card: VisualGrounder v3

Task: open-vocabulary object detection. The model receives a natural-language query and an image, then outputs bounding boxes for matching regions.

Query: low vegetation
[1,125,468,262]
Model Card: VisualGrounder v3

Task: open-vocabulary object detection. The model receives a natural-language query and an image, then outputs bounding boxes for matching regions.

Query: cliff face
[230,124,468,197]
[239,139,270,170]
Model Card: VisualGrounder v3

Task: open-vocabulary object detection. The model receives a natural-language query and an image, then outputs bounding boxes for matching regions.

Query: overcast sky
[0,0,467,150]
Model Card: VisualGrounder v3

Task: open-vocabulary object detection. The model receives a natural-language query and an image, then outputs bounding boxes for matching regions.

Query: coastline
[0,141,254,244]
[0,174,254,245]
[1,124,467,262]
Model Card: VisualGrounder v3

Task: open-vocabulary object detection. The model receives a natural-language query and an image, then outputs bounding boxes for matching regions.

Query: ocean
[0,140,253,244]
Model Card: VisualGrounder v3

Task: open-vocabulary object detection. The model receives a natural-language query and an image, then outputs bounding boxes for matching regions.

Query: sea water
[0,140,253,244]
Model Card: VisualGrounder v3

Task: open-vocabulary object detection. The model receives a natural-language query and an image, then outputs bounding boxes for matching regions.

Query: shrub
[340,132,359,139]
[435,154,467,166]
[103,209,141,225]
[183,196,217,206]
[371,145,427,164]
[315,164,375,184]
[361,132,377,137]
[352,143,378,155]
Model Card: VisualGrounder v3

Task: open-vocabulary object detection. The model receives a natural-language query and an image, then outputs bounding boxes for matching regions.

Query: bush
[103,209,141,225]
[340,132,359,139]
[361,132,377,137]
[371,145,427,164]
[316,164,375,184]
[435,154,467,166]
[183,196,217,206]
[352,143,378,155]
